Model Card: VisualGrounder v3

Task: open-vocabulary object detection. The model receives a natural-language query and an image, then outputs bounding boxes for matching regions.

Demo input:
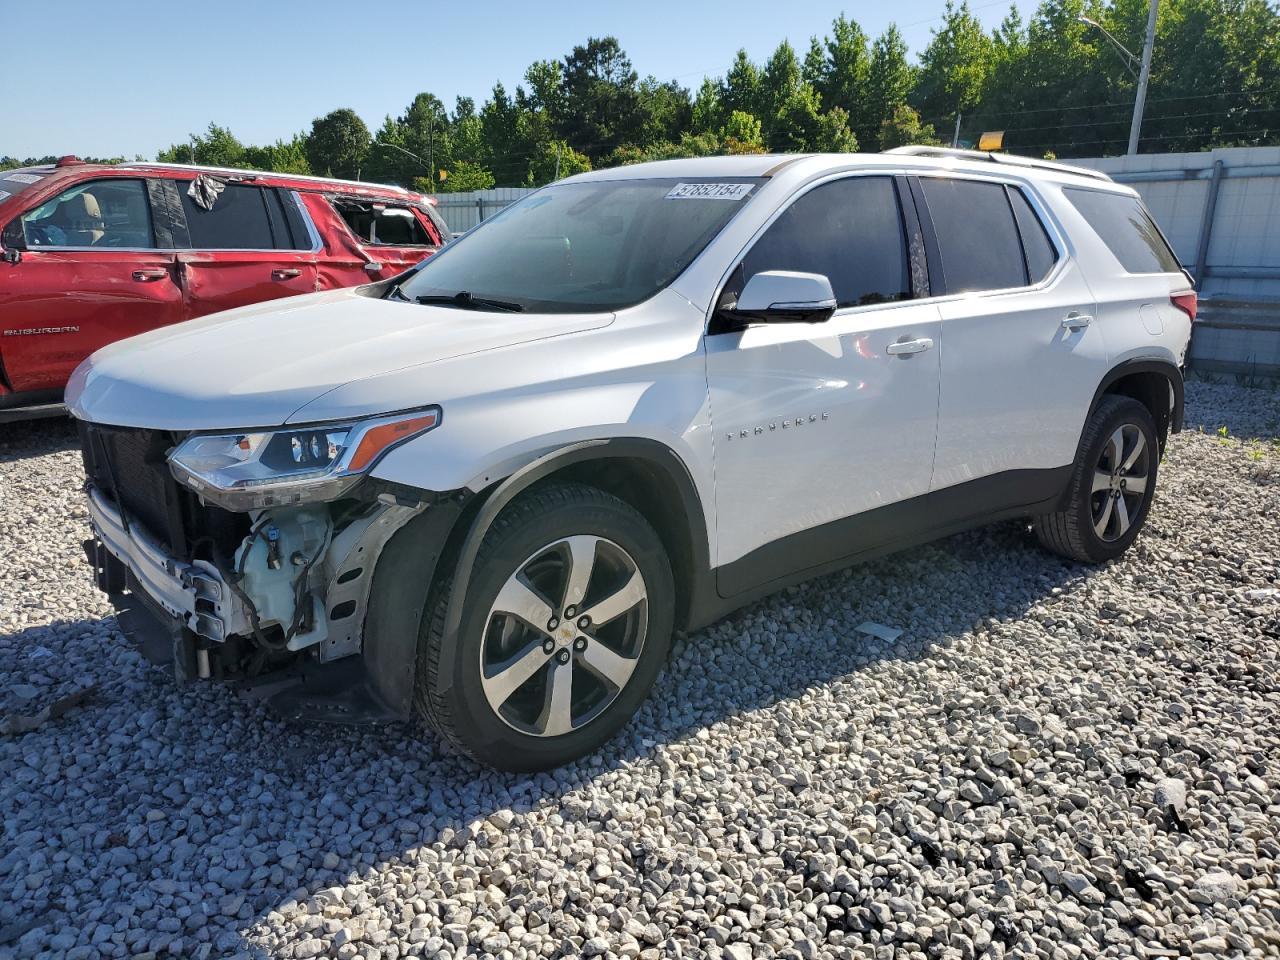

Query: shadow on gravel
[0,515,1092,955]
[0,415,78,462]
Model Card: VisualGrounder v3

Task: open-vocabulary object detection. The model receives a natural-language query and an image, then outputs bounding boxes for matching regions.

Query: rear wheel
[1035,395,1159,563]
[415,483,673,770]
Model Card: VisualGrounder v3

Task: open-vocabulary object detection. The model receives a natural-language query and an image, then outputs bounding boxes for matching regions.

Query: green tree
[527,140,591,185]
[305,108,370,180]
[691,78,724,134]
[721,49,763,119]
[760,40,804,125]
[721,110,766,153]
[879,103,940,149]
[818,15,873,142]
[158,123,245,167]
[635,77,693,147]
[558,37,642,161]
[912,1,996,132]
[480,83,526,185]
[242,134,311,174]
[427,160,496,193]
[865,26,914,151]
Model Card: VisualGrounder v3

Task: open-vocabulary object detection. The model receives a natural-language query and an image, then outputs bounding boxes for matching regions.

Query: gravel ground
[1,379,1278,960]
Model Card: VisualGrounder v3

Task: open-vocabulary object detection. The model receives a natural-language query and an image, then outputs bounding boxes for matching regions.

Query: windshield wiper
[414,291,524,312]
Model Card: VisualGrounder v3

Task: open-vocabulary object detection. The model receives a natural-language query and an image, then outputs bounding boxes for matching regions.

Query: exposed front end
[77,418,454,721]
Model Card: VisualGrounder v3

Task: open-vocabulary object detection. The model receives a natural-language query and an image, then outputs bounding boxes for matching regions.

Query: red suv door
[168,179,318,320]
[0,176,183,393]
[302,193,440,288]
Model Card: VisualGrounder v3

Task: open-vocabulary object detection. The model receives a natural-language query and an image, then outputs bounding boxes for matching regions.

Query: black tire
[414,482,673,771]
[1035,394,1160,563]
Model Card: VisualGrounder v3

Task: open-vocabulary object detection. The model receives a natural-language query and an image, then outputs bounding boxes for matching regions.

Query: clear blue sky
[3,0,1031,160]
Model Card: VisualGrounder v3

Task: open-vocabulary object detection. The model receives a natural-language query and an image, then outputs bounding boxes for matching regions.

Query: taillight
[1171,290,1197,322]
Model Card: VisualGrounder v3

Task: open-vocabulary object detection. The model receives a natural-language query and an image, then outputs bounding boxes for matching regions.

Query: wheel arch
[1089,358,1184,452]
[432,438,713,697]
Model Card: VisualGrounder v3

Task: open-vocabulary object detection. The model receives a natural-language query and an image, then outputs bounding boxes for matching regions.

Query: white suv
[68,147,1196,770]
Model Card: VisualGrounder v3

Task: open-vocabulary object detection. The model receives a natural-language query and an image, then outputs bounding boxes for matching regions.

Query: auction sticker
[3,173,42,184]
[665,182,754,201]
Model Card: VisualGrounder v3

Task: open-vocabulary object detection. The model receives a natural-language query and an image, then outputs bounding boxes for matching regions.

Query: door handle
[132,268,168,282]
[271,268,301,281]
[363,262,383,274]
[886,337,935,356]
[1062,312,1093,331]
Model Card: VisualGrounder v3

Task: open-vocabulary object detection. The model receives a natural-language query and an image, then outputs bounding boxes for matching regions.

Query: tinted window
[334,200,434,246]
[180,183,279,249]
[1009,188,1058,283]
[920,177,1026,293]
[1065,188,1182,274]
[742,176,910,308]
[21,178,153,248]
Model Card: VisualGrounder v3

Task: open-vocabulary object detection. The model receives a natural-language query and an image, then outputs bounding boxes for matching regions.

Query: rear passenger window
[919,177,1025,293]
[332,200,435,246]
[1008,188,1058,283]
[1064,188,1182,274]
[742,176,910,308]
[179,183,298,250]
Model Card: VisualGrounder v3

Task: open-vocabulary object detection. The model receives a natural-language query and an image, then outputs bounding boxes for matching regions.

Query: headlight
[168,408,440,510]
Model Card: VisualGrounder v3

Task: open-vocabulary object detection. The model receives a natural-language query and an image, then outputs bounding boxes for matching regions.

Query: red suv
[0,158,448,420]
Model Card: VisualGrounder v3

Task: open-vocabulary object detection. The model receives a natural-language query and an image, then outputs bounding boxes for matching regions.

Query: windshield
[397,177,763,312]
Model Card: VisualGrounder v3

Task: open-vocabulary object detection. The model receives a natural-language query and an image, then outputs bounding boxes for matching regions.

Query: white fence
[433,187,535,234]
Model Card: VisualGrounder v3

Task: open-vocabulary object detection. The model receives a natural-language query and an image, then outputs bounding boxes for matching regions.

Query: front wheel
[1035,394,1159,563]
[415,483,673,771]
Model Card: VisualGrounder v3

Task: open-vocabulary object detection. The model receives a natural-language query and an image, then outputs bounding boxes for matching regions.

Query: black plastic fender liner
[433,438,712,697]
[1089,357,1186,436]
[361,498,467,718]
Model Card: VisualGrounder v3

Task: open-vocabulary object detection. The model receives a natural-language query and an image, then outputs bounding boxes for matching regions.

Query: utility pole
[554,143,561,181]
[1077,3,1158,156]
[1129,0,1159,156]
[952,114,962,149]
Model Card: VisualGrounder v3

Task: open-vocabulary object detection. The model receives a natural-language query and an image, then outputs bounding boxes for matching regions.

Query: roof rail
[883,145,1112,182]
[119,161,412,194]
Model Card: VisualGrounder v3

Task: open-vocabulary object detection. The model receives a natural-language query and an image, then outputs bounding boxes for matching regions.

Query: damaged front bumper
[86,485,252,644]
[84,482,450,722]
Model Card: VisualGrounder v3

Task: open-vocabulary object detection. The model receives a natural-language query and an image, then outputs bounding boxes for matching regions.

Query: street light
[374,141,429,168]
[1077,1,1159,156]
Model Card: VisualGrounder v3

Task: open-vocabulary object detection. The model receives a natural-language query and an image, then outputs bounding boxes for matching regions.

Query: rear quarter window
[1064,188,1182,274]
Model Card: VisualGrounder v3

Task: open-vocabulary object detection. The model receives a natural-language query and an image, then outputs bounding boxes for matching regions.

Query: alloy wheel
[1090,423,1150,542]
[479,535,648,737]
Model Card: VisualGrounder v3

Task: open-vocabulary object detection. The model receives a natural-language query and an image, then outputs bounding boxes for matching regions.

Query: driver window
[21,178,154,249]
[740,176,911,308]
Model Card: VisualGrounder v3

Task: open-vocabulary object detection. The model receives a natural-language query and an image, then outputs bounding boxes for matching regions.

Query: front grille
[78,422,249,562]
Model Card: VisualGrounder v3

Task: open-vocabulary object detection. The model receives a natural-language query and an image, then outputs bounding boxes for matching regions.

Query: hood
[66,287,613,430]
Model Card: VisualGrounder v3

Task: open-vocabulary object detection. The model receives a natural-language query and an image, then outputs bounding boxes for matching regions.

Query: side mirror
[732,270,837,324]
[1,219,26,263]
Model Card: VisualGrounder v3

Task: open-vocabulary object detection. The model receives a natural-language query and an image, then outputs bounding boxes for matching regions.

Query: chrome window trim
[288,189,324,253]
